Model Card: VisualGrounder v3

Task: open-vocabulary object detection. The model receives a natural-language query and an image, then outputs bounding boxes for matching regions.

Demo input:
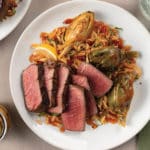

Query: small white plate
[0,0,31,40]
[9,1,150,150]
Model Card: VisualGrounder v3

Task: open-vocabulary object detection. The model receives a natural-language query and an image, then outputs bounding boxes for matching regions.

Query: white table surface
[0,0,149,150]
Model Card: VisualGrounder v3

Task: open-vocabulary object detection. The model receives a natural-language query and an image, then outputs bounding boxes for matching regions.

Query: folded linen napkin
[137,121,150,150]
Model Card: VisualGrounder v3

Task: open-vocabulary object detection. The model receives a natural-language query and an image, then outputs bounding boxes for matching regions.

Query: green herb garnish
[114,27,123,31]
[38,112,46,117]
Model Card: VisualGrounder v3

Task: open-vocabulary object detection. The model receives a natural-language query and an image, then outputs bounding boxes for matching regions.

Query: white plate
[0,0,31,40]
[9,1,150,150]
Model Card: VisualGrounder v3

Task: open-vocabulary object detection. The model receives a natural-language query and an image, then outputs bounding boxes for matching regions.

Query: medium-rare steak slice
[85,91,97,116]
[49,63,70,114]
[62,85,86,131]
[22,64,48,112]
[72,75,97,116]
[38,64,49,106]
[77,62,113,97]
[72,75,90,90]
[44,62,57,107]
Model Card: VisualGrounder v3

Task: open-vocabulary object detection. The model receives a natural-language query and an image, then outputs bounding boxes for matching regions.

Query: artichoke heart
[107,73,135,108]
[65,11,94,42]
[89,46,139,70]
[89,47,120,70]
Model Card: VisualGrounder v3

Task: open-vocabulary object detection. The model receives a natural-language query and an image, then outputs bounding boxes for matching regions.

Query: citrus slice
[29,43,57,63]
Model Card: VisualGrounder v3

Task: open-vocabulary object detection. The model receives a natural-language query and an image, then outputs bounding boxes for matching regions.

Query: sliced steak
[85,91,97,116]
[72,74,90,90]
[44,62,57,107]
[72,75,97,116]
[62,85,86,131]
[77,62,113,97]
[22,64,48,112]
[49,64,70,114]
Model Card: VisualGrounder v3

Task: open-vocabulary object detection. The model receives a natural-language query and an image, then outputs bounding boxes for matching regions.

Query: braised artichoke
[65,11,94,42]
[59,11,94,58]
[88,47,139,70]
[107,73,135,108]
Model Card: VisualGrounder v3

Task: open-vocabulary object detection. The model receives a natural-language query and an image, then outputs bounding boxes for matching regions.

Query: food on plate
[64,11,94,42]
[77,62,113,97]
[29,44,57,63]
[22,60,112,131]
[48,62,70,114]
[88,46,139,71]
[62,85,86,131]
[72,74,97,116]
[22,64,49,112]
[44,61,57,107]
[0,0,18,21]
[59,11,94,58]
[22,11,141,131]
